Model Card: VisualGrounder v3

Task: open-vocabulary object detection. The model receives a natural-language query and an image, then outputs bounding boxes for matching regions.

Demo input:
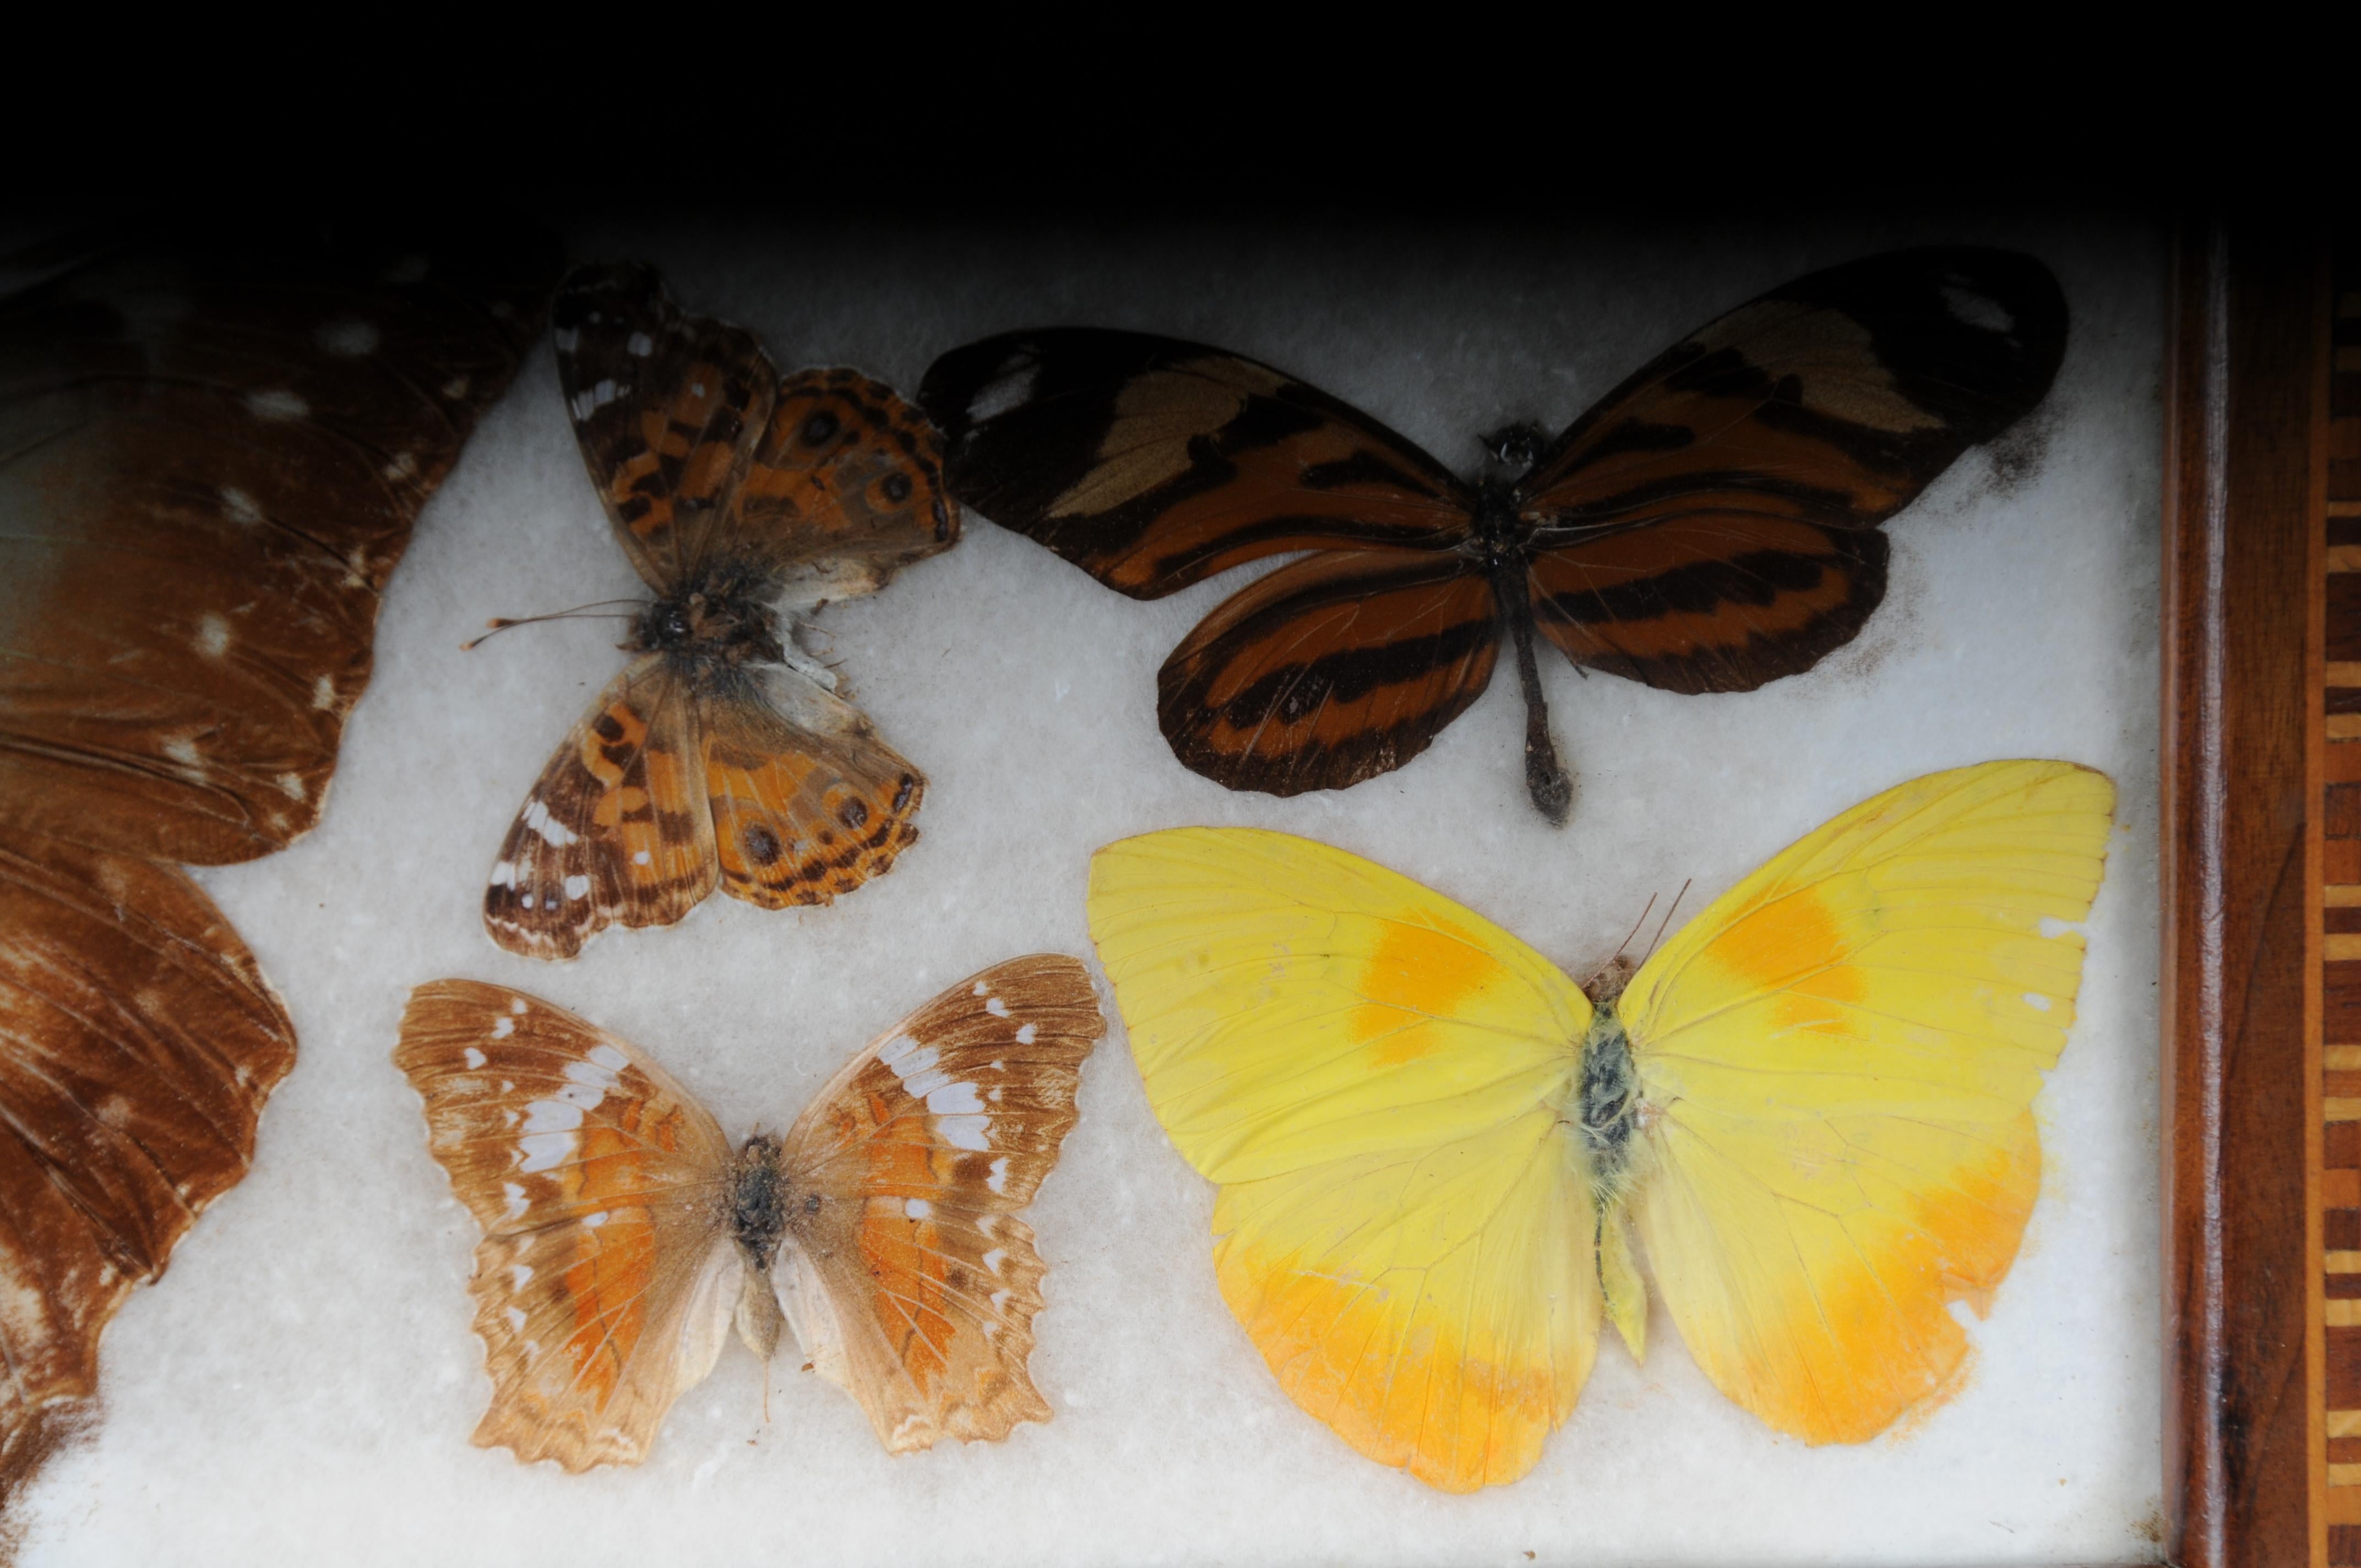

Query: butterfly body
[484,265,958,959]
[923,248,2067,824]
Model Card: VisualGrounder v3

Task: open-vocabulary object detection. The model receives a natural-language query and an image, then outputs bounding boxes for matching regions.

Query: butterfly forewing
[702,669,922,910]
[1509,249,2064,697]
[0,830,295,1489]
[921,329,1472,598]
[395,981,738,1472]
[483,658,716,960]
[0,224,555,863]
[1159,549,1500,798]
[778,956,1105,1452]
[552,262,776,594]
[729,368,960,597]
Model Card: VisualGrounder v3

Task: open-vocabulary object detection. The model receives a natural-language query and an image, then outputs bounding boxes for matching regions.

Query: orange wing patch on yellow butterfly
[483,658,715,961]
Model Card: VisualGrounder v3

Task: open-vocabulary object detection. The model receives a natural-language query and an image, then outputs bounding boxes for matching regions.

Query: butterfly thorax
[1573,1003,1643,1207]
[629,570,785,673]
[727,1134,793,1271]
[1467,479,1536,575]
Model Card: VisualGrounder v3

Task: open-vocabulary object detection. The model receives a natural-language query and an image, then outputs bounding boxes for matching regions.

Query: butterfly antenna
[461,600,643,651]
[1640,879,1693,967]
[1611,891,1658,963]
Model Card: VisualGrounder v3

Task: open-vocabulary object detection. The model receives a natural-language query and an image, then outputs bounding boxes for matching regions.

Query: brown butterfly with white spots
[393,955,1103,1470]
[483,262,959,960]
[0,219,553,1494]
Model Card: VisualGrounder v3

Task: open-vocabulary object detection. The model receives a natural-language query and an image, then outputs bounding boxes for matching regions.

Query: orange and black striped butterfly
[919,247,2067,824]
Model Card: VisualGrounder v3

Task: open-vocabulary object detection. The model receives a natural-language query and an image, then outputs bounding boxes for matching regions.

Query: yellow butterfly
[1085,759,2114,1492]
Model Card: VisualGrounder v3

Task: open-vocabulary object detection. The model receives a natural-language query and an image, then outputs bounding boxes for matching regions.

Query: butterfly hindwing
[1512,248,2065,695]
[483,657,716,960]
[552,262,775,594]
[1158,549,1500,799]
[1086,830,1595,1489]
[1618,760,2114,1444]
[920,329,1472,598]
[701,669,923,910]
[395,981,738,1472]
[778,956,1104,1452]
[0,831,296,1489]
[1525,514,1889,694]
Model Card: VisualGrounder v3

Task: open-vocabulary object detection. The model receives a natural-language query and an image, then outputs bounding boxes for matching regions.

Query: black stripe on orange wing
[1158,549,1499,798]
[1515,248,2068,533]
[919,329,1473,599]
[1525,514,1889,694]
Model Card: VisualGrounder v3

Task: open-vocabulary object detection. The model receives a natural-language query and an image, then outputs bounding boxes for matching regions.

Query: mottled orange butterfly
[484,264,959,960]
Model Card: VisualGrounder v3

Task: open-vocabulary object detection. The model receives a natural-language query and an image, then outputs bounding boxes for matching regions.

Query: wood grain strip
[2163,218,2317,1568]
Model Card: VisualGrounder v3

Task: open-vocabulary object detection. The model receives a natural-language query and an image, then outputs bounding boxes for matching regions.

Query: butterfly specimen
[1086,759,2115,1491]
[922,249,2068,824]
[394,956,1103,1469]
[483,264,959,960]
[0,221,552,1493]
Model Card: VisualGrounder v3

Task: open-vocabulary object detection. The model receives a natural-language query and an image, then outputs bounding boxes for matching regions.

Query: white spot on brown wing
[627,331,654,357]
[509,999,528,1014]
[563,874,591,901]
[981,1248,1008,1275]
[312,674,337,710]
[904,1198,933,1219]
[1015,1023,1037,1044]
[492,1016,515,1039]
[442,374,471,400]
[195,613,231,658]
[163,736,202,767]
[509,1262,534,1288]
[315,319,379,356]
[632,850,651,865]
[985,997,1011,1019]
[490,861,519,889]
[581,1210,608,1228]
[246,388,309,422]
[275,771,306,801]
[503,1305,527,1332]
[972,981,989,997]
[987,1156,1010,1194]
[523,798,579,847]
[382,451,418,482]
[464,1047,486,1069]
[502,1183,529,1221]
[220,486,263,525]
[938,1114,991,1151]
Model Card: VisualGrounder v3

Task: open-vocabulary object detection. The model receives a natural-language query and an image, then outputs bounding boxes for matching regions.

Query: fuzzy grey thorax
[727,1135,791,1271]
[1573,1003,1642,1206]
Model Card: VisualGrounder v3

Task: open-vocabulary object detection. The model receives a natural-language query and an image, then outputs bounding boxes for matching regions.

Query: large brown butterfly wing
[394,981,739,1472]
[0,830,295,1490]
[919,329,1472,597]
[777,956,1104,1452]
[0,223,555,863]
[1514,247,2067,693]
